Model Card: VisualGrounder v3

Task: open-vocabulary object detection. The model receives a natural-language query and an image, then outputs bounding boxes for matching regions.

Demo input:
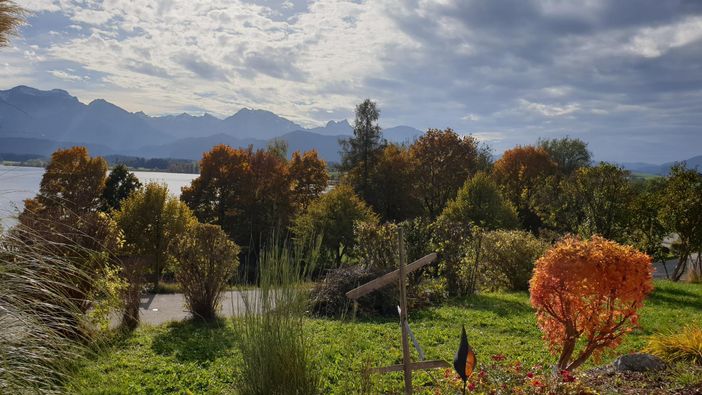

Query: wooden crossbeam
[345,253,438,300]
[367,360,450,375]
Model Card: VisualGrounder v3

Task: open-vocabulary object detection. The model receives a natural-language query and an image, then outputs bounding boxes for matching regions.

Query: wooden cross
[345,228,449,395]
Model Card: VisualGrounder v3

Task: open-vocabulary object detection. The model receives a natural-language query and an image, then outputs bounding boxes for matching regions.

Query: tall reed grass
[234,237,321,395]
[0,225,97,393]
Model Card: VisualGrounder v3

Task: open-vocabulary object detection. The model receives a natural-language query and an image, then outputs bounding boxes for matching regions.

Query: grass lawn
[66,280,702,394]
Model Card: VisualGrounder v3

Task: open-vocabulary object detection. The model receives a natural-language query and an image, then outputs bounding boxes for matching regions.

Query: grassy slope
[66,280,702,394]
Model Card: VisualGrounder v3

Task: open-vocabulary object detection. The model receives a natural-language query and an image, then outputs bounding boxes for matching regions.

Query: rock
[613,353,666,372]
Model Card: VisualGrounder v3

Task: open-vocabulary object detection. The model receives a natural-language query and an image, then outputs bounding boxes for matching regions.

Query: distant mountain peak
[326,119,350,127]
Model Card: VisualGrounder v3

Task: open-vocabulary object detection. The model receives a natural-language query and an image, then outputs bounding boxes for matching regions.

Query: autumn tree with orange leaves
[492,145,557,232]
[182,144,328,263]
[409,128,478,218]
[530,236,653,371]
[289,149,329,211]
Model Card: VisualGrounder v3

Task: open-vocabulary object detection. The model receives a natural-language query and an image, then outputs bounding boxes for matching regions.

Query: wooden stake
[398,228,412,395]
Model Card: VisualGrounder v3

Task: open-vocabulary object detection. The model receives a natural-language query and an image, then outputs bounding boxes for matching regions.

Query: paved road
[136,290,259,325]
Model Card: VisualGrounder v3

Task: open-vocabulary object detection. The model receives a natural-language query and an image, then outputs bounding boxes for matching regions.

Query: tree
[410,128,479,218]
[289,149,329,211]
[368,143,420,221]
[492,145,557,232]
[267,138,289,161]
[291,184,378,266]
[0,0,24,47]
[27,146,108,213]
[659,164,702,281]
[629,177,670,275]
[116,183,196,288]
[439,172,518,231]
[538,137,591,175]
[181,144,294,255]
[102,164,142,211]
[18,146,118,256]
[339,99,385,202]
[566,163,633,242]
[530,236,653,371]
[181,144,251,236]
[171,223,240,322]
[16,147,121,320]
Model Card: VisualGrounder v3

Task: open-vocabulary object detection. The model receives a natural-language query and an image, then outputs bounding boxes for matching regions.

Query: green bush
[171,223,240,322]
[291,184,378,268]
[473,230,549,291]
[352,221,398,269]
[440,172,518,230]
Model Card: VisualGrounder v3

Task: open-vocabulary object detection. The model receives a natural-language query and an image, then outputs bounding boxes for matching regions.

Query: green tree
[291,184,378,266]
[567,163,633,241]
[171,223,240,322]
[409,128,479,218]
[0,0,24,47]
[267,138,289,161]
[116,183,196,288]
[629,177,670,274]
[339,99,385,202]
[439,172,518,230]
[538,137,591,175]
[659,164,702,281]
[102,164,142,211]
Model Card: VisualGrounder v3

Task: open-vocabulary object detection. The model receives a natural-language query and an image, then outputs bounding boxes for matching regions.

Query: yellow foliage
[644,325,702,365]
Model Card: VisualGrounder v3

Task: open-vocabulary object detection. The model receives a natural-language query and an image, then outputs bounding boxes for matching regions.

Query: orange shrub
[530,236,653,370]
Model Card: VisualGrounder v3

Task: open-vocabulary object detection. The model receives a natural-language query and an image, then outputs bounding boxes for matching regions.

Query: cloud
[1,0,701,162]
[48,69,88,82]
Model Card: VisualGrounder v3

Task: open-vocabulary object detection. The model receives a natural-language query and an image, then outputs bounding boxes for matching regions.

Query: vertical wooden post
[398,228,412,395]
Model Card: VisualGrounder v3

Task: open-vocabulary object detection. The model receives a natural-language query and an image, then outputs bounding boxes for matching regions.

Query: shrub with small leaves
[171,223,240,322]
[530,236,653,370]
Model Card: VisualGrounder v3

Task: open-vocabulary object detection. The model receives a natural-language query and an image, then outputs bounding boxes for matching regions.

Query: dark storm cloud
[367,0,702,162]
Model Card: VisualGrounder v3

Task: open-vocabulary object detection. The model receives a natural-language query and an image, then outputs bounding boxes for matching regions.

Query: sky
[3,0,702,163]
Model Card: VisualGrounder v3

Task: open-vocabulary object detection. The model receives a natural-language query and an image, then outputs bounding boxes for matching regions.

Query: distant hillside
[620,155,702,175]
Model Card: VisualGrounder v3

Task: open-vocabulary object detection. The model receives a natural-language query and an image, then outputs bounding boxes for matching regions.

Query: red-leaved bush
[530,236,653,370]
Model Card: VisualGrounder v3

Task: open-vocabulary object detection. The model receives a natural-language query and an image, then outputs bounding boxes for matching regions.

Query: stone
[613,353,666,372]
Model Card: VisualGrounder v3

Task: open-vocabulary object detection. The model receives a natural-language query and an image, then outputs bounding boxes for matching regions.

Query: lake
[0,165,197,229]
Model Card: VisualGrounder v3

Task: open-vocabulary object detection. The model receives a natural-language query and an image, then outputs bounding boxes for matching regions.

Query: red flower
[478,370,487,379]
[531,379,545,388]
[514,361,522,373]
[526,372,534,379]
[491,354,506,361]
[468,382,476,391]
[560,369,576,383]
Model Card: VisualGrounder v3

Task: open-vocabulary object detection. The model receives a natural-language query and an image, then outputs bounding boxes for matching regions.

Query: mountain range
[0,85,423,163]
[1,86,699,172]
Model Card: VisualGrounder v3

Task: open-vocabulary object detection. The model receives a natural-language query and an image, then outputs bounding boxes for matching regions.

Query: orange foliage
[530,236,653,370]
[492,145,556,230]
[289,149,329,210]
[182,144,327,251]
[409,128,478,218]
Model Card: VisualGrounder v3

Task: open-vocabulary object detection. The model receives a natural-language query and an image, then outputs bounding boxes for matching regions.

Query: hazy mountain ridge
[0,86,422,162]
[620,155,702,175]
